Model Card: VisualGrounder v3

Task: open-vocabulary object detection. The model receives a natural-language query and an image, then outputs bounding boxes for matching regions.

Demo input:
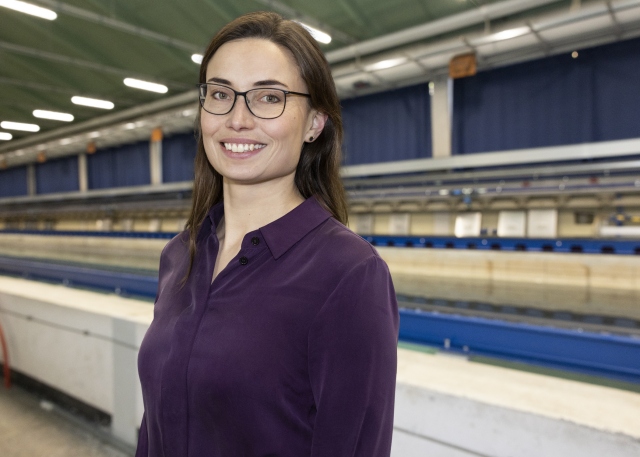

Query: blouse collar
[205,196,333,260]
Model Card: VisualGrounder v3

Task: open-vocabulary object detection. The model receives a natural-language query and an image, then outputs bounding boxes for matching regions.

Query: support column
[430,74,453,159]
[78,152,88,192]
[150,128,163,186]
[27,164,36,196]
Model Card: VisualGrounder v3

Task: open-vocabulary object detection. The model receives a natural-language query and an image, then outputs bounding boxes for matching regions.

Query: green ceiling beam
[0,77,136,106]
[0,41,191,91]
[33,0,202,53]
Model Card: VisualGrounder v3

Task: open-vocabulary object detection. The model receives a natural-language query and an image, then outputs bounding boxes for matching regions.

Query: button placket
[239,256,249,265]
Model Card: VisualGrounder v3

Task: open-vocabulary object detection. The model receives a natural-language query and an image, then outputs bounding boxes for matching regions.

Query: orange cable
[0,320,10,389]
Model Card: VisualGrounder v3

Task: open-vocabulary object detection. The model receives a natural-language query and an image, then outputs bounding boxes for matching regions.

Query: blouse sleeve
[308,255,399,457]
[134,412,148,457]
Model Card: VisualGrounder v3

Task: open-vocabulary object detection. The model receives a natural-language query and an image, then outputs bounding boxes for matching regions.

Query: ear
[305,110,328,143]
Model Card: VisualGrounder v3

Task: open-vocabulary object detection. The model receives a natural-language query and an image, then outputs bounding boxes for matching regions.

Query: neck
[219,177,305,246]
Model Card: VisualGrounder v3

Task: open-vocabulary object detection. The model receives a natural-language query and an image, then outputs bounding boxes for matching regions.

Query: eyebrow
[206,77,289,89]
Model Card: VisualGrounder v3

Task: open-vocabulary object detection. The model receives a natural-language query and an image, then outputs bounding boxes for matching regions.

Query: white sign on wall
[527,209,558,238]
[389,213,411,235]
[497,211,526,237]
[353,214,374,235]
[454,212,482,237]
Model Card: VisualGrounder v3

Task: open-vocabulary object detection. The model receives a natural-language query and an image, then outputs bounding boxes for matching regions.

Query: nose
[225,94,255,131]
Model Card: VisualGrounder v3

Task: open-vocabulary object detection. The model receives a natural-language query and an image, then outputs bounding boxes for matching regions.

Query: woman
[136,11,399,457]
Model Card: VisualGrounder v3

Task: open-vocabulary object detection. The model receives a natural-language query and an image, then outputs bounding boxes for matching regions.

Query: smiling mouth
[223,142,267,153]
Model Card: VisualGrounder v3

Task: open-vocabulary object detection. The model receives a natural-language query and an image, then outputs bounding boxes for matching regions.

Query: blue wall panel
[36,155,78,194]
[162,133,197,182]
[0,166,28,197]
[88,140,150,189]
[341,83,432,165]
[453,36,640,154]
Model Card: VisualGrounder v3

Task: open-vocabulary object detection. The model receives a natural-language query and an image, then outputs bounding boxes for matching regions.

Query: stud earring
[309,136,314,141]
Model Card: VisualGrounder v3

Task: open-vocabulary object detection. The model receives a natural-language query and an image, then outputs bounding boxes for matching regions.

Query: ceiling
[1,0,640,163]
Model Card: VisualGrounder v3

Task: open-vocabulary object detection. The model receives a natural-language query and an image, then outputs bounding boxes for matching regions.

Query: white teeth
[223,142,266,153]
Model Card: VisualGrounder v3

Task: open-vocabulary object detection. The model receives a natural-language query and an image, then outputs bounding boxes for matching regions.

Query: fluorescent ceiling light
[0,121,40,132]
[33,109,74,122]
[0,0,57,20]
[123,78,168,94]
[71,96,114,109]
[191,54,203,64]
[365,57,408,71]
[473,26,531,46]
[0,132,12,141]
[295,21,332,44]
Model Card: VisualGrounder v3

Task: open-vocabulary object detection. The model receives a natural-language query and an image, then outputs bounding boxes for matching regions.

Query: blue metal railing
[0,229,177,239]
[1,230,638,254]
[363,235,640,255]
[0,256,158,298]
[0,255,638,384]
[400,309,640,384]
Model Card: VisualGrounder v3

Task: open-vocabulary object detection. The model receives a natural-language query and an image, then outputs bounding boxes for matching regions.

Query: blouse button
[239,256,249,265]
[251,237,260,246]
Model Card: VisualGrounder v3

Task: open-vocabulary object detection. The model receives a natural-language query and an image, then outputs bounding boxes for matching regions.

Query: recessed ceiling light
[33,110,74,122]
[0,0,57,20]
[295,21,332,44]
[365,57,408,71]
[0,121,40,132]
[71,96,114,109]
[123,78,168,94]
[0,132,12,141]
[191,54,203,64]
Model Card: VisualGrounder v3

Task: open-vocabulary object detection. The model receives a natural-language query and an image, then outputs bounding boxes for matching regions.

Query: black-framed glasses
[198,83,310,119]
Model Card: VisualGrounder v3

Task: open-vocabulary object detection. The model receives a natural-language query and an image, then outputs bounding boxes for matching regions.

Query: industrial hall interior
[0,0,639,456]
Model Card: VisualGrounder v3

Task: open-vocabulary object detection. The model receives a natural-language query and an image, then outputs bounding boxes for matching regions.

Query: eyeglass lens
[199,84,286,119]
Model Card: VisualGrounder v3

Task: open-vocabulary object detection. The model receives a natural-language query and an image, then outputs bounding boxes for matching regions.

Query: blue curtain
[88,140,150,189]
[453,36,640,154]
[36,156,79,194]
[341,83,432,165]
[163,133,197,182]
[0,166,28,197]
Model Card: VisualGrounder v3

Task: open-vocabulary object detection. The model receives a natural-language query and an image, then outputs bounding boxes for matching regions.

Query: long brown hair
[184,11,348,278]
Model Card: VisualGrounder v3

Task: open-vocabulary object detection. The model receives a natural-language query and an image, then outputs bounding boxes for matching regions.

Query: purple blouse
[136,196,399,457]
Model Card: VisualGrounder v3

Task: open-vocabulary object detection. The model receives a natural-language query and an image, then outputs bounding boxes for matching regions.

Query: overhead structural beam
[32,0,202,53]
[325,0,563,63]
[253,0,356,44]
[0,90,198,154]
[0,41,191,90]
[0,77,134,105]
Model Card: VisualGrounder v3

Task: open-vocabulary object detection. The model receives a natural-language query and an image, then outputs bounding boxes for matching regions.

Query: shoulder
[307,217,388,276]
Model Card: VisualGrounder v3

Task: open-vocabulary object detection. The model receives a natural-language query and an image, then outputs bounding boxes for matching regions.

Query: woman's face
[201,38,325,189]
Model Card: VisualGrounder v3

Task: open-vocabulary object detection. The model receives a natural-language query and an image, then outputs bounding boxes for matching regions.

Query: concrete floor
[0,384,133,457]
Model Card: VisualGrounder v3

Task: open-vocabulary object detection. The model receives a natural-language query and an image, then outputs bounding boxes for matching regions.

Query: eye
[212,90,230,100]
[255,90,283,104]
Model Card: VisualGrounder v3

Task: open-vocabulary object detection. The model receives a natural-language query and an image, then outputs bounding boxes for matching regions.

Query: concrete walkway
[0,383,132,457]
